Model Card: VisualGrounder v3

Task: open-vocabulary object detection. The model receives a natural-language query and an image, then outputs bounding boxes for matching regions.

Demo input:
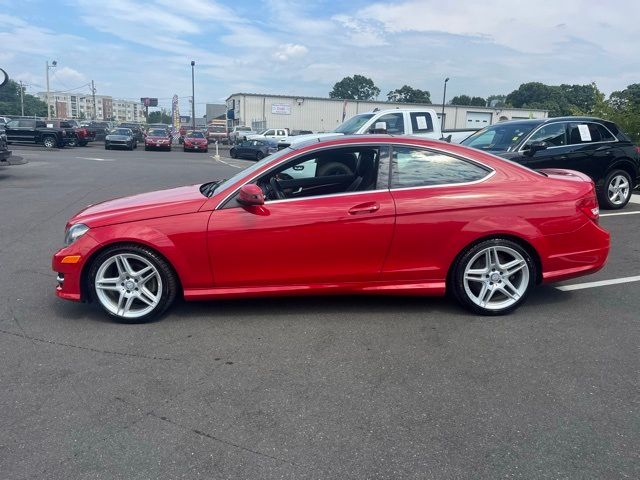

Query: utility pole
[441,77,449,131]
[91,80,97,120]
[19,80,25,116]
[191,61,196,131]
[46,60,57,120]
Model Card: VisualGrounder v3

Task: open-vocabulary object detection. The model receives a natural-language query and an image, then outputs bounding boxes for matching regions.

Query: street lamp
[441,77,449,131]
[46,60,57,120]
[190,60,196,131]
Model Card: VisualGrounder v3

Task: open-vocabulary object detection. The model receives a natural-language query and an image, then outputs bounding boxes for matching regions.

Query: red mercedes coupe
[53,136,610,322]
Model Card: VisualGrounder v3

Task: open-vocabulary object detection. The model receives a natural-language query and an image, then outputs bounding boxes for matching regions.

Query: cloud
[273,43,309,62]
[52,66,86,86]
[332,15,387,47]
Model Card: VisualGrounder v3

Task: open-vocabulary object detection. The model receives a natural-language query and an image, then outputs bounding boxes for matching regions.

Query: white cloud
[273,43,309,62]
[332,14,387,47]
[51,66,86,86]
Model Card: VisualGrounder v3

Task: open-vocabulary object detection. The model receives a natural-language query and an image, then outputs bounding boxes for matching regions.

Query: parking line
[76,157,114,162]
[630,194,640,204]
[600,211,640,217]
[556,275,640,291]
[210,155,243,169]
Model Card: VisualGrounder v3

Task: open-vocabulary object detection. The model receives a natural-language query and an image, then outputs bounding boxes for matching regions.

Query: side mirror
[237,184,265,206]
[525,141,548,156]
[370,122,387,133]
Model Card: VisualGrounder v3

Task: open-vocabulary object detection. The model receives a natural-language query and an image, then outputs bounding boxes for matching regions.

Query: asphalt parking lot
[1,143,639,479]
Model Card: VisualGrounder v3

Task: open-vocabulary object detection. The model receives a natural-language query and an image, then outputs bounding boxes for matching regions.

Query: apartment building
[38,92,143,122]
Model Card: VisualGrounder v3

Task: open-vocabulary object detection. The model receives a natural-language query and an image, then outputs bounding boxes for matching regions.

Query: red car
[144,128,172,151]
[183,131,208,152]
[52,136,610,323]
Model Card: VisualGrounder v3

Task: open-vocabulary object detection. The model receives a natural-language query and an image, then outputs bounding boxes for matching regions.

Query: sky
[1,0,639,116]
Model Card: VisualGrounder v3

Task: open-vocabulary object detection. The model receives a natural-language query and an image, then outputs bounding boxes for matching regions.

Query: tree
[0,78,47,116]
[147,110,172,124]
[486,94,507,108]
[387,85,431,103]
[505,82,602,117]
[329,75,380,100]
[449,95,486,106]
[593,84,640,143]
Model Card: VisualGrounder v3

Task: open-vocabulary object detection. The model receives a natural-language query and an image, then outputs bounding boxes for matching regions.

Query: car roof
[489,116,608,128]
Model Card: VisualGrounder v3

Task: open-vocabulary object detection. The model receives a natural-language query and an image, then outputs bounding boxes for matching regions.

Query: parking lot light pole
[191,61,195,131]
[46,60,57,120]
[441,77,449,131]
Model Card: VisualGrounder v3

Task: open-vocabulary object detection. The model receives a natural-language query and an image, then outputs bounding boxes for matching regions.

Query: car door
[381,145,495,283]
[207,145,395,286]
[4,120,21,142]
[563,122,618,181]
[509,121,576,171]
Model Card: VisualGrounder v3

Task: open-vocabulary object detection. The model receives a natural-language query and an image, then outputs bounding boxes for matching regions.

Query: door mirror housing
[525,141,548,156]
[237,184,265,206]
[370,122,387,134]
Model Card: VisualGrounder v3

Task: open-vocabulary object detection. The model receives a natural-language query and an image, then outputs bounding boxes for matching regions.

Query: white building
[226,93,548,133]
[37,92,143,122]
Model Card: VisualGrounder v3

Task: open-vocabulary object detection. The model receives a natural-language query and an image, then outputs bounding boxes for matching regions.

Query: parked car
[49,119,95,147]
[4,118,73,148]
[144,128,172,151]
[230,138,278,160]
[206,124,228,144]
[282,108,477,149]
[247,128,289,143]
[462,117,640,209]
[86,122,111,141]
[183,131,208,152]
[228,125,254,144]
[105,128,137,150]
[0,125,12,166]
[119,123,145,143]
[52,135,609,323]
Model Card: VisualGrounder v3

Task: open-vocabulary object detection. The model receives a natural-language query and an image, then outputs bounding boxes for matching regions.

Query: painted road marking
[211,155,244,169]
[600,211,640,217]
[630,194,640,204]
[76,157,114,162]
[556,275,640,291]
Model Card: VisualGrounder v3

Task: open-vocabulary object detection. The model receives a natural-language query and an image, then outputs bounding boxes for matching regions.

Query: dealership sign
[141,97,158,107]
[271,103,291,115]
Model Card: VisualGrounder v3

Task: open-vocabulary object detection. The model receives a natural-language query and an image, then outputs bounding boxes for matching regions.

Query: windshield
[462,123,536,152]
[333,113,375,134]
[149,129,167,136]
[113,128,131,135]
[256,129,268,135]
[187,132,205,138]
[208,125,226,132]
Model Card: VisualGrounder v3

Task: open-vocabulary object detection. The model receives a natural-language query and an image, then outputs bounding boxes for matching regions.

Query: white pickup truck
[281,108,476,148]
[247,128,290,143]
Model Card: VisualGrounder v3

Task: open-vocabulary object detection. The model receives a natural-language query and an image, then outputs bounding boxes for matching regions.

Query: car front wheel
[88,245,177,323]
[42,136,56,149]
[451,238,536,315]
[600,169,632,210]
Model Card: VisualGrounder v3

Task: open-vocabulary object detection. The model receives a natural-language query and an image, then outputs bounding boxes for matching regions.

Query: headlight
[64,223,89,246]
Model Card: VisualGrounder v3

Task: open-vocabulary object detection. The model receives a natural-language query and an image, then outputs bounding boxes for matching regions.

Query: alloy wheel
[94,253,162,319]
[462,245,530,311]
[607,174,630,206]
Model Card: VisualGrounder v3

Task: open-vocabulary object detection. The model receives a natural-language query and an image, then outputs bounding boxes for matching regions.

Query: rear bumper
[541,220,610,284]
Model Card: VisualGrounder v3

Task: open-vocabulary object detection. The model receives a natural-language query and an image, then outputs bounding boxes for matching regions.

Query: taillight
[577,196,599,224]
[635,146,640,155]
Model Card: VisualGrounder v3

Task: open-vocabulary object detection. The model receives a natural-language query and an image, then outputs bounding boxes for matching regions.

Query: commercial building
[37,92,143,122]
[226,93,548,133]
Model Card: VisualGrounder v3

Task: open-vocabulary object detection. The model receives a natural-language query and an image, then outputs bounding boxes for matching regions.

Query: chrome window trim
[517,120,618,153]
[214,140,495,210]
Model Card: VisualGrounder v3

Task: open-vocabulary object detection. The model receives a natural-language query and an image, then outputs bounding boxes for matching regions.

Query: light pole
[46,60,57,119]
[441,77,449,131]
[190,60,196,131]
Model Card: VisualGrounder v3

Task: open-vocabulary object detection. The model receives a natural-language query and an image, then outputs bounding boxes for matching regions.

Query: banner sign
[172,95,180,129]
[271,103,291,115]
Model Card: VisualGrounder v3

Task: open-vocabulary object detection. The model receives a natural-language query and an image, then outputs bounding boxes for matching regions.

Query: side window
[410,112,433,133]
[568,123,616,144]
[21,120,36,128]
[391,147,490,189]
[277,130,285,136]
[7,120,19,128]
[525,123,567,147]
[264,129,275,136]
[376,113,405,134]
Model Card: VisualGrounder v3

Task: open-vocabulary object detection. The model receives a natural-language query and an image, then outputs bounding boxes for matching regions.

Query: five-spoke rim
[94,253,162,319]
[463,246,529,311]
[608,175,630,205]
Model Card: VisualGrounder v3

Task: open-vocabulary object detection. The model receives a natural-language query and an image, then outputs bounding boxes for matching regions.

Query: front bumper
[184,142,207,150]
[52,233,100,302]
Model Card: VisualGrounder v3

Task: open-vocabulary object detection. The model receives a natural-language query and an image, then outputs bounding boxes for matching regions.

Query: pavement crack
[0,328,176,361]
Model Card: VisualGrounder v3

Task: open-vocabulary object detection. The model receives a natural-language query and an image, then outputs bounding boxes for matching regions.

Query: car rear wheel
[42,136,56,149]
[67,137,78,147]
[451,238,535,315]
[230,148,237,158]
[88,245,178,323]
[255,151,264,160]
[600,169,632,210]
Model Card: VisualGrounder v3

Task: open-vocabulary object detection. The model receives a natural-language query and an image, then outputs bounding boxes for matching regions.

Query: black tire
[230,148,237,159]
[128,143,134,151]
[599,169,633,210]
[144,146,149,151]
[450,238,536,316]
[183,148,188,153]
[67,138,78,147]
[316,161,353,176]
[255,151,264,160]
[42,136,57,149]
[105,144,110,150]
[87,244,178,323]
[79,141,88,147]
[204,148,208,153]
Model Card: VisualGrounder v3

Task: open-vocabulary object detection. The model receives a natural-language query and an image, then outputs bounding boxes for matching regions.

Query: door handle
[348,202,380,215]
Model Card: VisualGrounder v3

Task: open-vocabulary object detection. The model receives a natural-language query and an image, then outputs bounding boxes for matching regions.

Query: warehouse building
[225,93,548,133]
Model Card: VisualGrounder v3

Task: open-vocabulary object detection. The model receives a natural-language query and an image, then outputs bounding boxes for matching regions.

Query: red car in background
[183,131,208,152]
[52,135,610,323]
[144,128,172,151]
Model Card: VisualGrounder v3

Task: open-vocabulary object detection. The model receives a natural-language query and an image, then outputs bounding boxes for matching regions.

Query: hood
[285,132,343,145]
[146,135,170,140]
[69,184,208,228]
[106,135,131,140]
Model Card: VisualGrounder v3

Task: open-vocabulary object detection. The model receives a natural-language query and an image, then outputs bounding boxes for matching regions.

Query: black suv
[4,118,75,149]
[462,117,640,209]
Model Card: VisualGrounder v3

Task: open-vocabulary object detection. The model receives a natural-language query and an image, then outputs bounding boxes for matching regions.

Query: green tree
[0,79,47,116]
[592,84,640,143]
[329,74,380,100]
[147,110,172,124]
[387,85,431,103]
[449,95,486,106]
[486,94,507,107]
[505,82,601,117]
